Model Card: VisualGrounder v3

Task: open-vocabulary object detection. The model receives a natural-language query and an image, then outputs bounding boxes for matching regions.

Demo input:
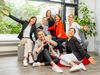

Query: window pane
[50,0,62,2]
[65,0,74,4]
[27,1,62,23]
[1,0,62,34]
[4,0,62,21]
[66,7,75,20]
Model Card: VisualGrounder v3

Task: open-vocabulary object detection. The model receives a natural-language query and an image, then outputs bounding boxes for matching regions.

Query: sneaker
[32,62,41,67]
[29,55,34,64]
[52,65,63,73]
[69,65,80,72]
[23,58,28,67]
[79,63,87,71]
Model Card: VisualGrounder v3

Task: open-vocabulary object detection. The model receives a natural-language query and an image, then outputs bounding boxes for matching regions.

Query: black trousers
[36,44,59,66]
[52,37,66,53]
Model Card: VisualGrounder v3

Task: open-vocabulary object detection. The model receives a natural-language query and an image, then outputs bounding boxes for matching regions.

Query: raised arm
[76,23,88,31]
[9,15,24,24]
[1,10,24,24]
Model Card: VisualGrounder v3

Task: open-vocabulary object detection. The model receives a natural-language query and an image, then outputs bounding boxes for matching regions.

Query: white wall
[95,0,100,55]
[79,0,95,52]
[0,34,19,53]
[79,0,100,55]
[79,0,95,12]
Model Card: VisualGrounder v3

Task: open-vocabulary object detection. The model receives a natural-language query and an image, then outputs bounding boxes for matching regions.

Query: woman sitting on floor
[48,14,67,54]
[32,29,63,73]
[58,28,96,72]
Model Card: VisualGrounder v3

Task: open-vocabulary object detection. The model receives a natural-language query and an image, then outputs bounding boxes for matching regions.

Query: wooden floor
[0,53,100,75]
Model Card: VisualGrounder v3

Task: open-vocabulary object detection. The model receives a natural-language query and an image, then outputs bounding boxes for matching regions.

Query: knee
[27,39,33,44]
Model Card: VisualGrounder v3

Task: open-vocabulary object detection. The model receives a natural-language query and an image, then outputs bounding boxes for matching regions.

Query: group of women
[1,9,96,73]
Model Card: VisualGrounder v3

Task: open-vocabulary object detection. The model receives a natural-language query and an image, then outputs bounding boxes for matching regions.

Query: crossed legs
[20,38,34,66]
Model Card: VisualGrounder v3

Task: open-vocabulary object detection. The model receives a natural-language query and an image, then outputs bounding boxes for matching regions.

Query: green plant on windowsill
[0,2,39,34]
[74,2,97,37]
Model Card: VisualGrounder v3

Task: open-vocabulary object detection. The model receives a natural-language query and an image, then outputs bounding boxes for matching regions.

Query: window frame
[30,0,78,30]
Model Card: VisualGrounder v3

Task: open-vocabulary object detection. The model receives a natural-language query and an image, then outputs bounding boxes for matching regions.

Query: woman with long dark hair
[46,10,55,36]
[1,10,37,66]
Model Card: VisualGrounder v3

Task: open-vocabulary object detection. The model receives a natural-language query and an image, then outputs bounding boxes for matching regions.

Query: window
[66,7,75,20]
[0,0,78,34]
[65,0,74,4]
[50,0,62,2]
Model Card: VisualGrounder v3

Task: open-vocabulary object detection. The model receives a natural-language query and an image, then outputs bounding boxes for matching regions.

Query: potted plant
[74,2,97,37]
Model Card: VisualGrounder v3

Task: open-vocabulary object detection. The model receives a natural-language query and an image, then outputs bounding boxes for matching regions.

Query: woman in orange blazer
[48,14,67,53]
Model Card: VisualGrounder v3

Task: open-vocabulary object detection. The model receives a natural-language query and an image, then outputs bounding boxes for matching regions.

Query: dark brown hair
[69,27,76,34]
[29,16,37,25]
[55,14,61,20]
[46,10,51,17]
[46,10,54,21]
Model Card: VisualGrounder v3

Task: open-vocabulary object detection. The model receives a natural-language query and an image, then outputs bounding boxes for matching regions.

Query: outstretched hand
[1,9,9,16]
[83,25,88,31]
[88,57,96,64]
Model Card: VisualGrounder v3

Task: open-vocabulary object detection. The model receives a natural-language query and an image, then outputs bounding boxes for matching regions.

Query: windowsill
[0,34,19,42]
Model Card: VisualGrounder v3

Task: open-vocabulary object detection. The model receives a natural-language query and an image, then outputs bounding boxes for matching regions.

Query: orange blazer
[48,20,67,39]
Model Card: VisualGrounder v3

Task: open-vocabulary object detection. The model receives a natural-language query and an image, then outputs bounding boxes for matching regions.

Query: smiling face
[37,30,45,41]
[68,14,74,24]
[55,14,61,22]
[29,17,37,25]
[46,10,51,18]
[42,17,48,26]
[68,28,75,37]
